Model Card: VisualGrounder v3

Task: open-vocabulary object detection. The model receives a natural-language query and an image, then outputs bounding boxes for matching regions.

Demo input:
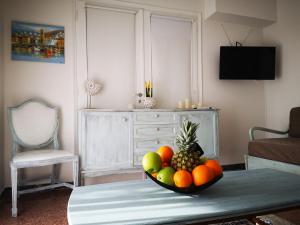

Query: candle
[184,98,190,109]
[177,100,183,109]
[127,103,134,110]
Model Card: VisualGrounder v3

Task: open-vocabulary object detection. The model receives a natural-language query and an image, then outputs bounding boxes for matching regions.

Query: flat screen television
[219,46,276,80]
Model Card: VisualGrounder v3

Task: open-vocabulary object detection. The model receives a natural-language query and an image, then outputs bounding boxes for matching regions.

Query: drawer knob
[154,114,159,118]
[122,117,128,122]
[156,127,160,131]
[156,140,160,144]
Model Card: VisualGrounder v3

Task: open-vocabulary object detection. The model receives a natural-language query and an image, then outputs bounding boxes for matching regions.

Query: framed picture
[11,21,65,64]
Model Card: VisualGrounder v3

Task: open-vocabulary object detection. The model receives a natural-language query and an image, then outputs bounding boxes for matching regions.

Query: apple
[142,152,162,173]
[162,162,169,168]
[157,167,175,186]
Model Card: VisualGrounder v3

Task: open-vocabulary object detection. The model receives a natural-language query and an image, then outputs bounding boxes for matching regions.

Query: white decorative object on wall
[85,80,102,108]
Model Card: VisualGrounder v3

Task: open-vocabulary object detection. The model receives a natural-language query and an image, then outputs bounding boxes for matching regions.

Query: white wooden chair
[8,99,79,217]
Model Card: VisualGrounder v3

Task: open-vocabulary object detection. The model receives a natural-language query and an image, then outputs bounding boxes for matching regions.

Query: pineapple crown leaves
[176,120,199,151]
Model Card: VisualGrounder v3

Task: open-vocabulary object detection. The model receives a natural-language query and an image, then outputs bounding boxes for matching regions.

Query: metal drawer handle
[122,117,128,122]
[154,114,159,118]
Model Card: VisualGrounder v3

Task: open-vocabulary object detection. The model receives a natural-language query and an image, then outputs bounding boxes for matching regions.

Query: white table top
[68,169,300,225]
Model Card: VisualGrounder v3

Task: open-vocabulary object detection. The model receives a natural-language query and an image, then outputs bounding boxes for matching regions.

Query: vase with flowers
[144,81,156,109]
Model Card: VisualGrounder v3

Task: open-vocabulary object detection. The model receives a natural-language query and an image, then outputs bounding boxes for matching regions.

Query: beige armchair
[245,107,300,175]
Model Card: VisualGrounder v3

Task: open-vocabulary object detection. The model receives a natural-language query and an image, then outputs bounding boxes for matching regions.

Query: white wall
[263,0,300,131]
[203,21,265,164]
[1,0,268,187]
[2,0,75,186]
[0,0,5,192]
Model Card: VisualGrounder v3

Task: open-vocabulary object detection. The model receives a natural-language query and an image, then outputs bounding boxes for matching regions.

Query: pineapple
[171,120,204,172]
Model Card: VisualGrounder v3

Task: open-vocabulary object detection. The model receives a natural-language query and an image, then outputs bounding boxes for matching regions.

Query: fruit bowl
[145,171,223,194]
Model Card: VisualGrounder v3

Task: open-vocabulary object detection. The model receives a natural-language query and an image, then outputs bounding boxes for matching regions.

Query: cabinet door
[179,111,219,158]
[83,112,132,171]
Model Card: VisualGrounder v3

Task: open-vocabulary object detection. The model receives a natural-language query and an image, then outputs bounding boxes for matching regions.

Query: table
[68,169,300,225]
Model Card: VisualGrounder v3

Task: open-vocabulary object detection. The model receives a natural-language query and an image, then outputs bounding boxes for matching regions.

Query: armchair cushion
[248,138,300,166]
[289,107,300,138]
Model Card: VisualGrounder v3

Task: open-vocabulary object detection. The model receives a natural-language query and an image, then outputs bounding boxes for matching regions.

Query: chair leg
[51,164,60,184]
[11,164,18,217]
[73,159,79,187]
[18,168,24,186]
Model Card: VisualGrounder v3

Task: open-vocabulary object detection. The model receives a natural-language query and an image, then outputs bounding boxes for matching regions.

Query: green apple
[157,167,175,186]
[142,152,162,173]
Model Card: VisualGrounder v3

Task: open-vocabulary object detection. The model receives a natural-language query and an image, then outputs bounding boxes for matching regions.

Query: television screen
[219,46,276,80]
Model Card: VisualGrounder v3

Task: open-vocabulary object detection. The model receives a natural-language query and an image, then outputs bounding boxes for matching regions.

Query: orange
[173,170,193,188]
[151,172,158,178]
[192,165,214,186]
[205,159,223,177]
[156,146,174,164]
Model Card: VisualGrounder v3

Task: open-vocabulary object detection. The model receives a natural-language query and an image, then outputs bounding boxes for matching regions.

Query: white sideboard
[79,109,219,177]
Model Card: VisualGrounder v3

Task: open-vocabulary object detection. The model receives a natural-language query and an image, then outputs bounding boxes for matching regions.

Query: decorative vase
[143,97,156,109]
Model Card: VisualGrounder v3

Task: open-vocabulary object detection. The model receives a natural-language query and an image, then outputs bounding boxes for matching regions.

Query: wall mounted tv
[219,46,276,80]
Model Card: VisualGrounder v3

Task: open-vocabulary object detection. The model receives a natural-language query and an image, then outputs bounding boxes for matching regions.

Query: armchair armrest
[249,127,288,141]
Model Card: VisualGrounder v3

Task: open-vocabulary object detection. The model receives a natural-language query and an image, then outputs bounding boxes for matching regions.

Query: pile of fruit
[142,120,223,189]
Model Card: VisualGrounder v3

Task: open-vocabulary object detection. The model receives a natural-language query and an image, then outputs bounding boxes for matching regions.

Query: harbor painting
[11,21,65,64]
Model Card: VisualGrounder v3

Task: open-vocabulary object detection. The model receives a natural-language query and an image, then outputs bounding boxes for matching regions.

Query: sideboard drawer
[134,138,176,150]
[134,124,177,137]
[134,112,178,124]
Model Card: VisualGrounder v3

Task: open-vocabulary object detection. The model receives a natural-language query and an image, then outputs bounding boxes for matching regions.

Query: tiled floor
[0,188,70,225]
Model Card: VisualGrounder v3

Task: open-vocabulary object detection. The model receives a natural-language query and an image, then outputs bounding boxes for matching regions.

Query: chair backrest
[8,99,59,154]
[289,107,300,137]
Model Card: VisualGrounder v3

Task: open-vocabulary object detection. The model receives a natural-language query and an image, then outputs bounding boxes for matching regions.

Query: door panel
[85,113,132,170]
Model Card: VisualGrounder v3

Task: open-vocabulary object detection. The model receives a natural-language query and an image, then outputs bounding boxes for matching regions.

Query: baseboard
[222,163,245,171]
[245,155,300,175]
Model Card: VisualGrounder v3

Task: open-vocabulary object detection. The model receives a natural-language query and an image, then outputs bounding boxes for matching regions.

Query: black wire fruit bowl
[145,171,223,194]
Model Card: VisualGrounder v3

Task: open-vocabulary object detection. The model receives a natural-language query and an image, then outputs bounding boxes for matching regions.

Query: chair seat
[248,138,300,165]
[12,149,77,167]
